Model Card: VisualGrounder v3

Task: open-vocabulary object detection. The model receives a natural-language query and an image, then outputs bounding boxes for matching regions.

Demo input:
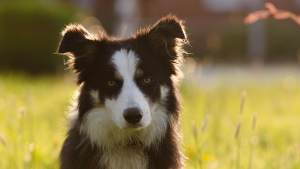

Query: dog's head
[57,14,187,146]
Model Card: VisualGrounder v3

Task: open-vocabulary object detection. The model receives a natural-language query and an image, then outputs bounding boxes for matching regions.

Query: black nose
[123,107,143,124]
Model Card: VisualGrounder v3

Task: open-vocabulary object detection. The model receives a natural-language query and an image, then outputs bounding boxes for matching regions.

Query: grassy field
[0,72,300,169]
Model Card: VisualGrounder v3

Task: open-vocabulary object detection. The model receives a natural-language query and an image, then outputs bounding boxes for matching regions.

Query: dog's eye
[143,77,152,84]
[107,80,116,86]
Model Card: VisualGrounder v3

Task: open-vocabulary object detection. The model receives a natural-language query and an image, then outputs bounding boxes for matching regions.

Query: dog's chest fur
[101,148,147,169]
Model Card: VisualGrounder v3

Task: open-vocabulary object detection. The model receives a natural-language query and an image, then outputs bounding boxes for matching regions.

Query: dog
[57,14,188,169]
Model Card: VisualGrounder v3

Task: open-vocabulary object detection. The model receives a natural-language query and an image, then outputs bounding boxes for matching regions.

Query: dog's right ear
[57,24,98,84]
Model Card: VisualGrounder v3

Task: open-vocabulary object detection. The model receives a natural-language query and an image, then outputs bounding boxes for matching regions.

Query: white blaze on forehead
[108,49,151,129]
[111,49,139,81]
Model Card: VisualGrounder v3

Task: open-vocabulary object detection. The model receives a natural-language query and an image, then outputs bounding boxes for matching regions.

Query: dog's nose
[123,107,143,124]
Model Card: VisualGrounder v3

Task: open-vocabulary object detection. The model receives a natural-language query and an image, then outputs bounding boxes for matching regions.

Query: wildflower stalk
[192,114,210,169]
[201,115,210,133]
[192,121,200,168]
[233,91,246,169]
[248,113,257,169]
[0,132,8,146]
[239,92,247,115]
[235,121,242,169]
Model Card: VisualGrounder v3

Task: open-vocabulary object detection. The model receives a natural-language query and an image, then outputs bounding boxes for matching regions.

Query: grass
[0,72,300,168]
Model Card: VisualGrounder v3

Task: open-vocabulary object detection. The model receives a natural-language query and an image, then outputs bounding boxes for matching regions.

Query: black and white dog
[57,14,188,169]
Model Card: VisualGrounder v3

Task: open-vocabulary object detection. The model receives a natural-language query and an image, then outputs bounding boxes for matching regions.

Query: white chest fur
[101,148,148,169]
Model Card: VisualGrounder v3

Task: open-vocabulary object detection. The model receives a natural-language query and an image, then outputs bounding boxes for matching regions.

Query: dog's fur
[57,14,188,169]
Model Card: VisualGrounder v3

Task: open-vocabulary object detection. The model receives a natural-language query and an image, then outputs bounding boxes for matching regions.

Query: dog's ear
[57,24,98,84]
[146,14,188,58]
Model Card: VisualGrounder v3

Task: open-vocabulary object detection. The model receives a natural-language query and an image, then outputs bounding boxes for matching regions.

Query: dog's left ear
[146,14,188,58]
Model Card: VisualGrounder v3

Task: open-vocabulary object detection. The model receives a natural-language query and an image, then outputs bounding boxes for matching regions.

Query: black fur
[57,14,188,169]
[60,120,104,169]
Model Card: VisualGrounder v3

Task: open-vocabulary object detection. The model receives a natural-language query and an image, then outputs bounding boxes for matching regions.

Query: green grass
[0,73,300,169]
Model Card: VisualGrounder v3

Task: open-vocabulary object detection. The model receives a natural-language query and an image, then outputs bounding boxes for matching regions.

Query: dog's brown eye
[143,77,152,84]
[107,80,116,86]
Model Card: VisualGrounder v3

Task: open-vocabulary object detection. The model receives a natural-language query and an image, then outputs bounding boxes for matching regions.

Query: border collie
[57,14,188,169]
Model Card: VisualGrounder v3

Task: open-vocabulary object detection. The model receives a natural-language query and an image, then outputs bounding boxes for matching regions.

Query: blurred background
[1,0,300,168]
[1,0,300,83]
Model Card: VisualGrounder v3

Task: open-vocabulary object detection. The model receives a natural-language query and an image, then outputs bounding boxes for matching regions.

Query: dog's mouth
[123,123,144,130]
